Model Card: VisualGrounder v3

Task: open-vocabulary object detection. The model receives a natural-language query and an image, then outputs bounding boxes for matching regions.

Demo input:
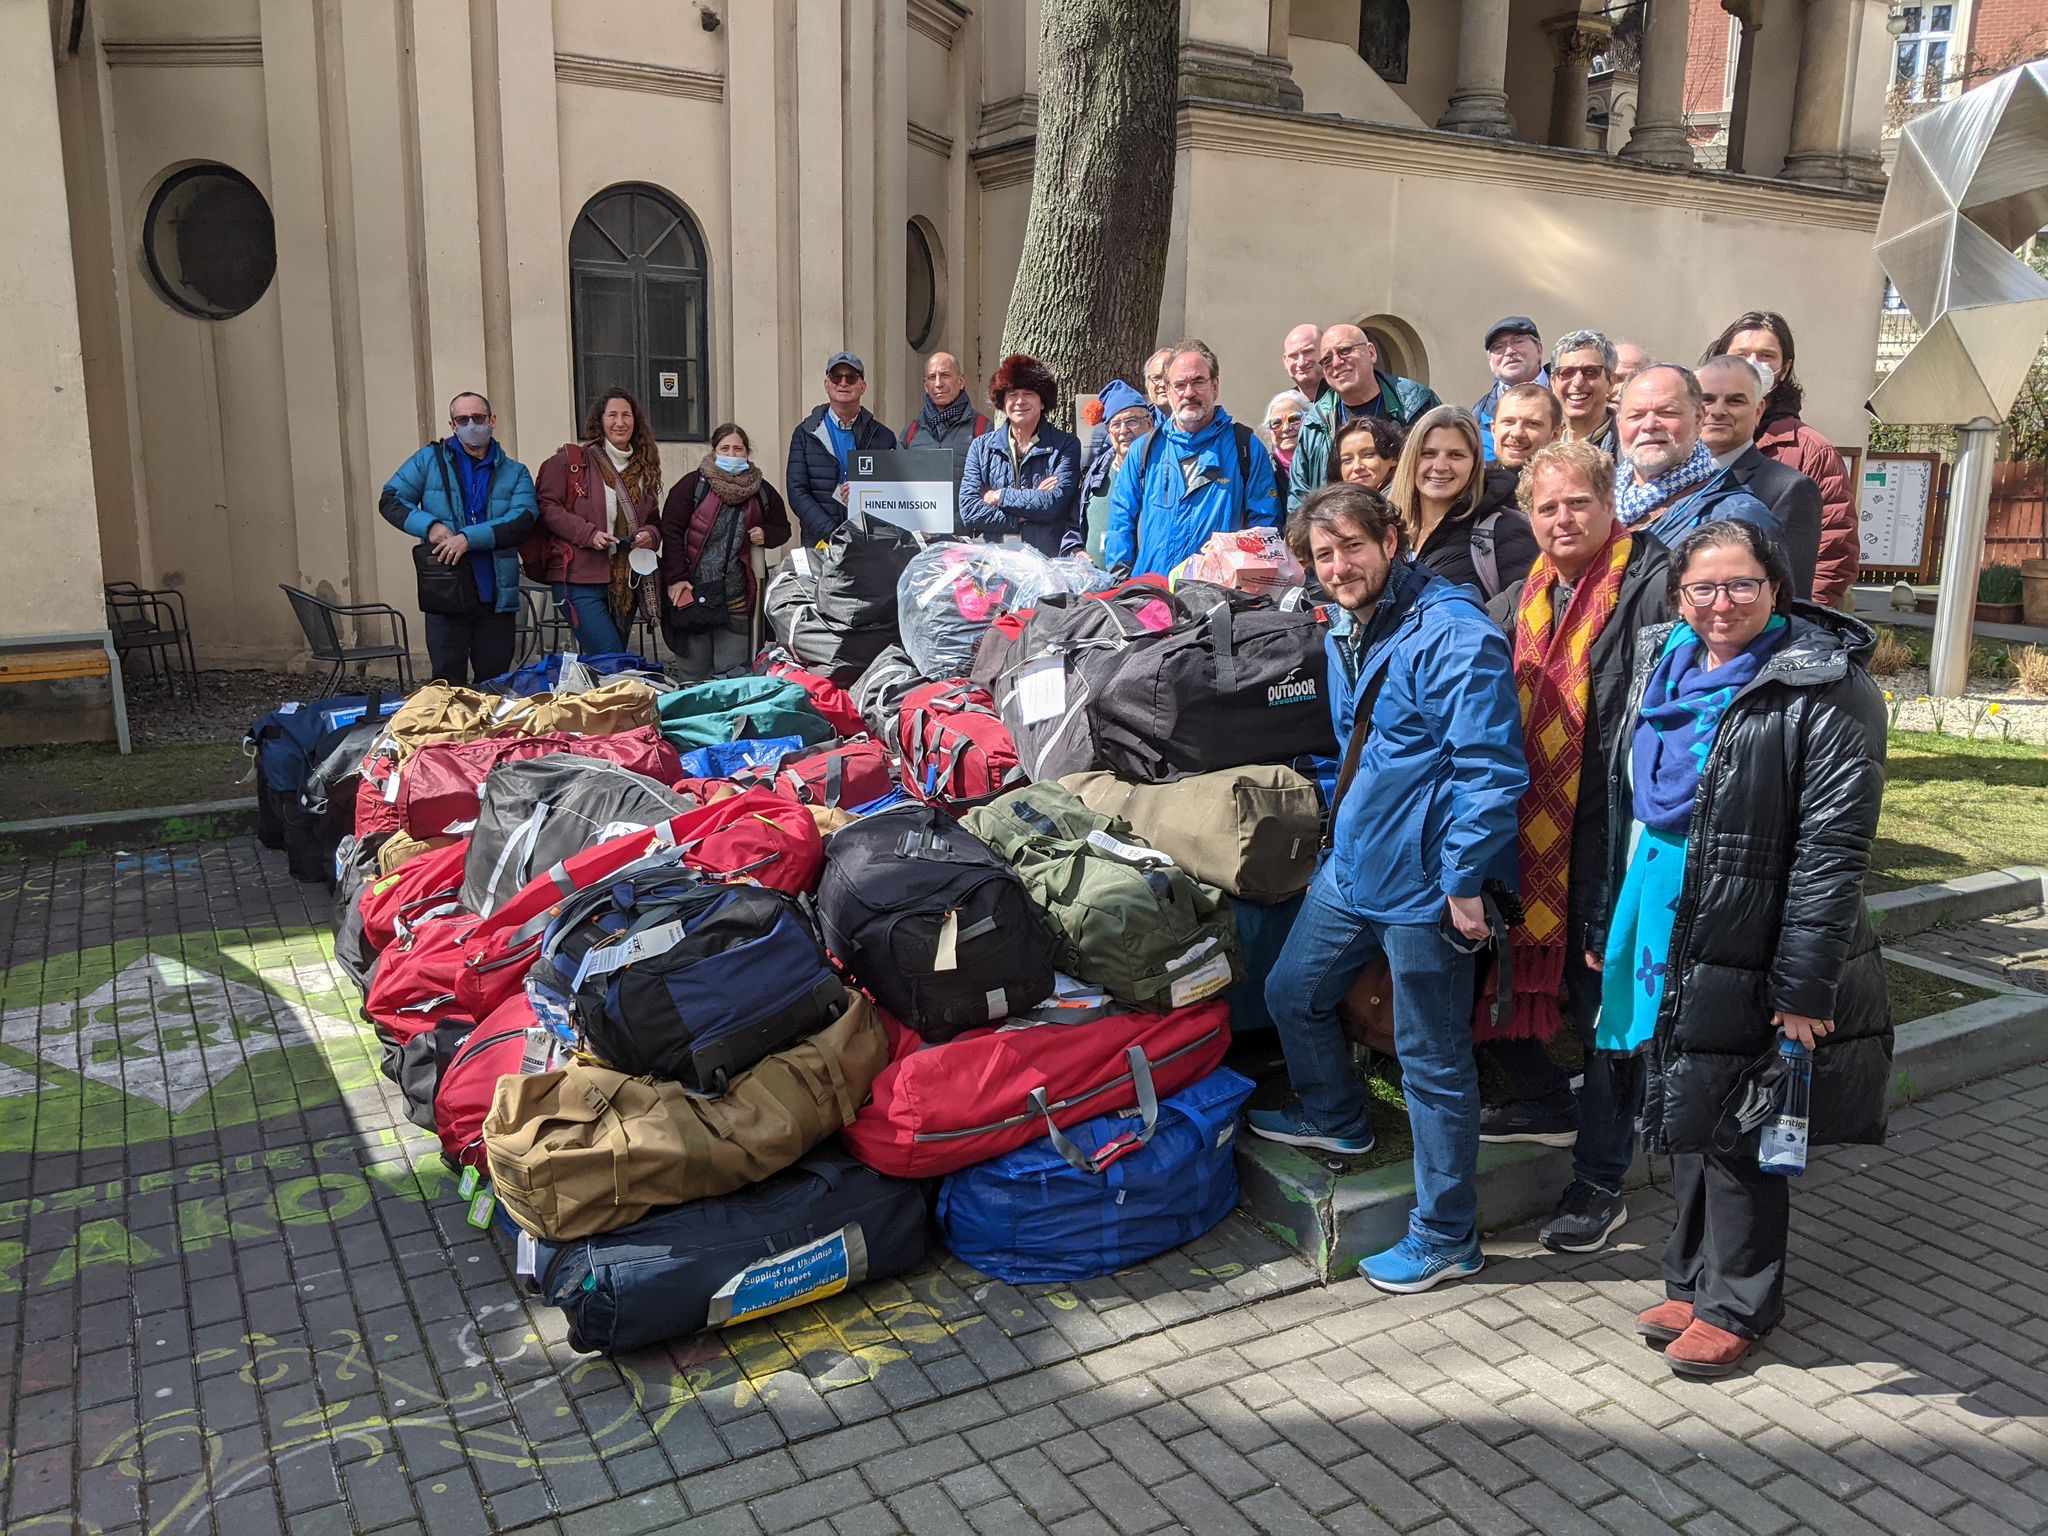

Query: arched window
[570,184,709,441]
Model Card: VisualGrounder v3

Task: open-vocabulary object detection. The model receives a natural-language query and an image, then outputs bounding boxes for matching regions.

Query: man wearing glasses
[379,391,537,685]
[1550,330,1621,457]
[786,351,898,542]
[1287,323,1441,513]
[1473,316,1547,464]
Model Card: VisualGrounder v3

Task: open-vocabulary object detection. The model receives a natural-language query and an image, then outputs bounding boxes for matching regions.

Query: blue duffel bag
[936,1064,1255,1284]
[1226,891,1304,1036]
[676,735,806,782]
[483,651,654,697]
[246,693,402,849]
[534,1144,933,1353]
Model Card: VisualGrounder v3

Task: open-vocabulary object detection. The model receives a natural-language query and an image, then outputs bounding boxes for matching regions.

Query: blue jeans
[551,582,626,655]
[1265,879,1482,1248]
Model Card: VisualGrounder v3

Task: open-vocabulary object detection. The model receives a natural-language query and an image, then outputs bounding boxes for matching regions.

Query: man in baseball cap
[1474,316,1546,463]
[787,350,898,541]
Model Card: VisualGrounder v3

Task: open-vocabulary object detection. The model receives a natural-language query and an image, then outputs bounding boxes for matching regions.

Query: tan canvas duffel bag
[386,684,509,759]
[482,996,888,1242]
[523,677,659,738]
[1059,765,1320,904]
[387,679,658,762]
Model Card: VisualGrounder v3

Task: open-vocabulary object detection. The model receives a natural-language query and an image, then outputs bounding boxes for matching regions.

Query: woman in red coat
[659,422,792,680]
[532,390,663,654]
[1705,312,1857,609]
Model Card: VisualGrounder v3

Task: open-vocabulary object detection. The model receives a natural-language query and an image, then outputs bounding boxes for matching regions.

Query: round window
[907,221,937,350]
[142,165,277,320]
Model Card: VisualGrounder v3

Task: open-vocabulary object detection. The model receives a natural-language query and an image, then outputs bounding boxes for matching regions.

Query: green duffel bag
[962,783,1240,1013]
[655,676,835,753]
[1059,765,1320,904]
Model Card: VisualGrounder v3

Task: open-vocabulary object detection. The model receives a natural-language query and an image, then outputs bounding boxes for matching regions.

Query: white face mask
[714,455,750,473]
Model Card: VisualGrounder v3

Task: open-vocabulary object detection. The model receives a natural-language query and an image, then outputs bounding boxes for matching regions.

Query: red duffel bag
[435,993,536,1172]
[398,726,681,839]
[358,838,471,954]
[451,786,828,1019]
[364,911,474,1031]
[896,681,1025,811]
[355,738,404,841]
[749,737,895,810]
[841,999,1231,1179]
[760,659,867,738]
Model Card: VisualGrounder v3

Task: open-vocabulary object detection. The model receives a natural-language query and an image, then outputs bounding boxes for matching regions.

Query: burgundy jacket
[658,471,792,604]
[533,443,661,586]
[1756,413,1855,607]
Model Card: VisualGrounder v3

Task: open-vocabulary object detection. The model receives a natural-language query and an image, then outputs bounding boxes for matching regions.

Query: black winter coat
[1618,606,1892,1155]
[786,405,898,543]
[1488,532,1670,957]
[1421,467,1539,601]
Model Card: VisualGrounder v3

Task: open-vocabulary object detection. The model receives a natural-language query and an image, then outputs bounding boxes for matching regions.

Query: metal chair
[517,579,573,667]
[279,584,414,697]
[105,581,198,697]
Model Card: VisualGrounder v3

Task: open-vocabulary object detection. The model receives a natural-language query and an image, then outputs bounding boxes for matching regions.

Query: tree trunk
[999,0,1179,429]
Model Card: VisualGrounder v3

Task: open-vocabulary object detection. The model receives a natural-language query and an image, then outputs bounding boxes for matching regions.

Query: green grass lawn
[0,740,250,823]
[1872,729,2048,893]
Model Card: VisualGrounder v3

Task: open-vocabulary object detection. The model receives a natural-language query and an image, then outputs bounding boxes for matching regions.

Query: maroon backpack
[896,682,1025,811]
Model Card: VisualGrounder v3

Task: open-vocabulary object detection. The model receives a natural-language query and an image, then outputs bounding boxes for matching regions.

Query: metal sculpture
[1870,61,2048,695]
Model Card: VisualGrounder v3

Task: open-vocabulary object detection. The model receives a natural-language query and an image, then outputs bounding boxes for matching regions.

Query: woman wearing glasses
[1259,390,1310,487]
[1601,518,1889,1380]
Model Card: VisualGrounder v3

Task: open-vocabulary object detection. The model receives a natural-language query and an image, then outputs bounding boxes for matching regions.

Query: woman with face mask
[658,423,791,680]
[533,390,663,656]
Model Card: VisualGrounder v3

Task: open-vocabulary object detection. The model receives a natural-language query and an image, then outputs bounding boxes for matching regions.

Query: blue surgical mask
[715,455,750,474]
[453,420,493,452]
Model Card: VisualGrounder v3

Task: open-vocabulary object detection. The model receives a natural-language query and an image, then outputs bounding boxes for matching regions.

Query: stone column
[1181,0,1303,111]
[1781,0,1889,192]
[1437,0,1516,139]
[1542,12,1611,150]
[1720,0,1763,173]
[1619,0,1696,167]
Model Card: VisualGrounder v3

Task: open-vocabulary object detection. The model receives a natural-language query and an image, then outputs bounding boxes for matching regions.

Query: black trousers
[1484,949,1603,1104]
[1663,1149,1790,1340]
[424,610,517,687]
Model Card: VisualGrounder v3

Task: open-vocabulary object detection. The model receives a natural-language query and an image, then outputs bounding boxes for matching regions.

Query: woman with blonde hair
[1386,404,1535,601]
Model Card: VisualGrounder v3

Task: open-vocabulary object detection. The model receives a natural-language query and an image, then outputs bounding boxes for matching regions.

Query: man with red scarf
[1482,440,1668,1254]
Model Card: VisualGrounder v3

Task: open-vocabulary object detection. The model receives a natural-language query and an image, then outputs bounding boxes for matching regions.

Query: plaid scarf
[1501,529,1633,1040]
[1614,439,1716,527]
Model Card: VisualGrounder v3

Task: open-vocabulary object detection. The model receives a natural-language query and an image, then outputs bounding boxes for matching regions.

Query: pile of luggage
[280,515,1341,1355]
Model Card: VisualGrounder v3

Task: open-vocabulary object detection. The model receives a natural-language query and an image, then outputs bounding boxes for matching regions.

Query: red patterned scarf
[1502,529,1632,1040]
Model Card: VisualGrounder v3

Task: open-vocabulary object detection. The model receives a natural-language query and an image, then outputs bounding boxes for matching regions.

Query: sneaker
[1538,1181,1629,1254]
[1361,1233,1485,1294]
[1245,1106,1375,1158]
[1478,1096,1579,1147]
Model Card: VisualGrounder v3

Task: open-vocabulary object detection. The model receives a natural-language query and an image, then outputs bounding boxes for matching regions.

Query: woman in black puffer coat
[1602,518,1890,1381]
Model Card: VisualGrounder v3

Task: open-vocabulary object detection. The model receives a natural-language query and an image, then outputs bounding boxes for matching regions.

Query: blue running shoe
[1246,1106,1375,1158]
[1362,1233,1485,1294]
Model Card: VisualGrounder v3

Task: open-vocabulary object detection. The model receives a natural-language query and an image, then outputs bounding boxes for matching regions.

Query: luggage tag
[1013,657,1066,725]
[465,1187,497,1229]
[1084,829,1174,868]
[706,1226,861,1328]
[457,1164,481,1199]
[788,547,814,579]
[570,919,685,990]
[932,910,960,972]
[279,701,301,714]
[515,1231,539,1284]
[1167,938,1234,1007]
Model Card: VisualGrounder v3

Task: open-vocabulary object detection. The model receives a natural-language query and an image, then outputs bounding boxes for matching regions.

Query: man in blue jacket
[378,392,538,685]
[1253,482,1528,1295]
[786,352,899,543]
[1103,339,1279,577]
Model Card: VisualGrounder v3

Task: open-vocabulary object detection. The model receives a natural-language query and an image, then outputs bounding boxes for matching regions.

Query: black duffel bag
[534,1145,933,1353]
[814,513,920,631]
[765,555,896,684]
[1087,602,1338,782]
[816,803,1055,1041]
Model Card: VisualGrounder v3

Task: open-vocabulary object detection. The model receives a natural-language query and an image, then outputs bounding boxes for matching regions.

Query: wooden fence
[1912,462,2047,582]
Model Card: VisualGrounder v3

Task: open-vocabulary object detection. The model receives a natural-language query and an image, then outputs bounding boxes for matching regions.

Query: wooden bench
[0,632,131,751]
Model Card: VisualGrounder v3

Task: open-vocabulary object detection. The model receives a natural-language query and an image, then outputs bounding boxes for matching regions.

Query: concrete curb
[1236,974,2048,1281]
[1869,865,2046,939]
[0,798,259,861]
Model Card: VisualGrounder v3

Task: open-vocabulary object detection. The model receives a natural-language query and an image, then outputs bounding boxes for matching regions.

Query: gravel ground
[124,666,408,746]
[1870,663,2048,744]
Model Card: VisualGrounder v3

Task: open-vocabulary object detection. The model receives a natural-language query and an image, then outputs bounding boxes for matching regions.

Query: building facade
[5,0,1903,732]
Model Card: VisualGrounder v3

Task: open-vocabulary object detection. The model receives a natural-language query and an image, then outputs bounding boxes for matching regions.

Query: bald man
[1287,323,1442,513]
[1282,324,1325,402]
[903,352,988,484]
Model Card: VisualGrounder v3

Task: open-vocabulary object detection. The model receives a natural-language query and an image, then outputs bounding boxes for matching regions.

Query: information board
[1857,453,1938,571]
[849,448,957,535]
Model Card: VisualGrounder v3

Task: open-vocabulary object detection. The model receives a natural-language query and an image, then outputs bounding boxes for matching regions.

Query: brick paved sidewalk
[5,841,2048,1535]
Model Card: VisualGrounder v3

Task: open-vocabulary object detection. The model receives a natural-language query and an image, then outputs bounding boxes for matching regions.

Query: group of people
[379,308,1889,1382]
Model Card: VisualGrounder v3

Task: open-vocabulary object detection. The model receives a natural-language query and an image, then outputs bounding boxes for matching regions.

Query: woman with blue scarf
[1599,520,1890,1380]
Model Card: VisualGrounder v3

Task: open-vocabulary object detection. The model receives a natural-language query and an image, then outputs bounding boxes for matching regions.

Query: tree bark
[999,0,1179,429]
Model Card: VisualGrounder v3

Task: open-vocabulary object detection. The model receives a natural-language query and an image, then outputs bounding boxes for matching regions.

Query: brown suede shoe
[1635,1300,1694,1346]
[1665,1318,1754,1379]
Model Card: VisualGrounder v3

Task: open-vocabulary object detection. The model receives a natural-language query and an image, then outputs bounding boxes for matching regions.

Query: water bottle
[1757,1037,1812,1176]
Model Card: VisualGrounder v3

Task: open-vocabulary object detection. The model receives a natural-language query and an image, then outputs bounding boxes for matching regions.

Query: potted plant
[1977,563,2025,624]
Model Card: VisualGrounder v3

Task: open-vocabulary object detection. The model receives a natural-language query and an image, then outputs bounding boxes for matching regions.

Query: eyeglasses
[1318,343,1364,365]
[1678,579,1766,607]
[450,413,490,427]
[1265,413,1303,431]
[1553,365,1609,383]
[827,371,862,386]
